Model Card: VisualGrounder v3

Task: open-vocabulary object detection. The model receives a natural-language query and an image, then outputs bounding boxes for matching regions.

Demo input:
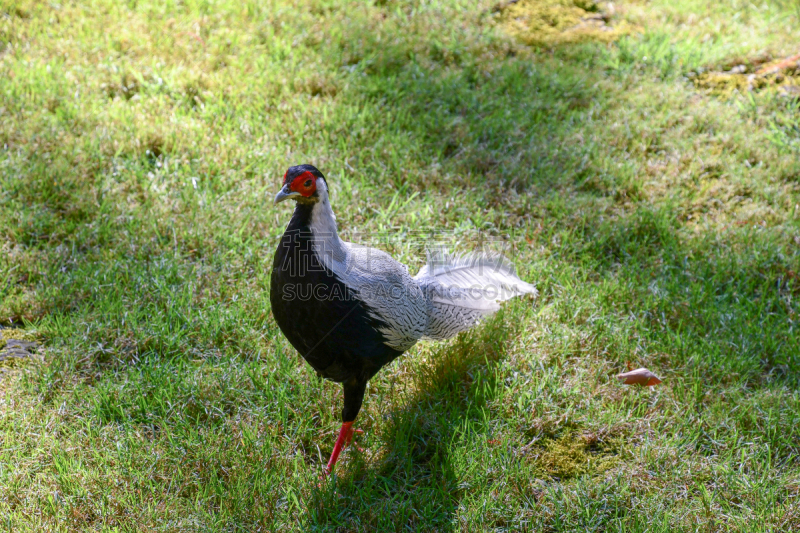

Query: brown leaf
[616,367,662,387]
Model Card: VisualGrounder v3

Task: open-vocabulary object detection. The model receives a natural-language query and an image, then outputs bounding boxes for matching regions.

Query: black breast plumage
[269,202,404,384]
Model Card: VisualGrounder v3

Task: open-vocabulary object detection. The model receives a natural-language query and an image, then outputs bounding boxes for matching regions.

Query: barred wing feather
[414,249,536,340]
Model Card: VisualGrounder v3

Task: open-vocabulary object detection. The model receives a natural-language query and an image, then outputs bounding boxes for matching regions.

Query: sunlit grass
[1,0,800,530]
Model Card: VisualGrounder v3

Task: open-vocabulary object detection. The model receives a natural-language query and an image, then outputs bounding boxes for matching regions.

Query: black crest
[283,164,326,185]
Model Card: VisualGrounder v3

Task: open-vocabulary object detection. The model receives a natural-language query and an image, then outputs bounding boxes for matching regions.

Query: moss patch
[692,58,800,98]
[693,72,799,98]
[529,434,620,479]
[0,328,41,367]
[496,0,631,47]
[0,355,30,369]
[0,327,41,343]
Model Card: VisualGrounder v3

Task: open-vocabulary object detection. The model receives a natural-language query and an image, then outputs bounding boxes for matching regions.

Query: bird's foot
[343,426,364,452]
[343,427,363,443]
[324,421,354,474]
[321,422,367,480]
[351,431,365,453]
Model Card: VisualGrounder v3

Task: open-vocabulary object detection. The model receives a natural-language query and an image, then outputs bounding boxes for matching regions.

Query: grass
[1,0,800,530]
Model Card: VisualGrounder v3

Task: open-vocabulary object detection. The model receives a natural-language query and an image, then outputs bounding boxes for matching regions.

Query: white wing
[414,248,537,340]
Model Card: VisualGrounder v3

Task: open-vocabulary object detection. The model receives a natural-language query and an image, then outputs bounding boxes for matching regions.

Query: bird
[270,164,537,475]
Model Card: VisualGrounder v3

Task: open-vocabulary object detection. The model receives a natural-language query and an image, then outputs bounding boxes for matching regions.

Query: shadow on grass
[578,206,800,385]
[307,312,517,531]
[299,13,800,528]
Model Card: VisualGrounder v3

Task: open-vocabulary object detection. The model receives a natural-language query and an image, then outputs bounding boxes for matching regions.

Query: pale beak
[273,184,301,205]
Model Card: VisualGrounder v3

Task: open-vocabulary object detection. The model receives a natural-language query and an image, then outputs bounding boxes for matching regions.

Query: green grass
[2,0,800,530]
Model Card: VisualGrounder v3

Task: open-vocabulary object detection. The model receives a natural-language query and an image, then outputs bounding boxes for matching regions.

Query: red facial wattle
[288,171,317,197]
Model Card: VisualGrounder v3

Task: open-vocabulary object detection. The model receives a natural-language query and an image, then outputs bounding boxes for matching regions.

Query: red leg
[322,379,368,477]
[325,421,354,475]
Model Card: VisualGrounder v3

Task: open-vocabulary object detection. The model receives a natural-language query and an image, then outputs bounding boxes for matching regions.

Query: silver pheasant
[270,164,536,474]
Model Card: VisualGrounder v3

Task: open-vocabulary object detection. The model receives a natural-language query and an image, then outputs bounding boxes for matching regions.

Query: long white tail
[414,249,537,340]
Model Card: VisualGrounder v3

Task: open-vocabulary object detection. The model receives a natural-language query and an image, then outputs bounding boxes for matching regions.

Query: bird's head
[273,164,327,206]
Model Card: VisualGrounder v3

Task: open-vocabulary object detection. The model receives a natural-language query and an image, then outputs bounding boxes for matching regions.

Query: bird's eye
[304,180,312,188]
